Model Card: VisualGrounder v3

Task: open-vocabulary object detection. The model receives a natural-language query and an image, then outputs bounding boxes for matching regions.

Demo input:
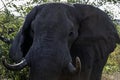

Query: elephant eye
[69,32,73,36]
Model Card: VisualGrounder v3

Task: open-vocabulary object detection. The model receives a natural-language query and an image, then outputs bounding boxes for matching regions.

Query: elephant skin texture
[2,3,120,80]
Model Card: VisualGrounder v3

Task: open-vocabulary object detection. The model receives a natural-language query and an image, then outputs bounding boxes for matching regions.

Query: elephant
[2,3,120,80]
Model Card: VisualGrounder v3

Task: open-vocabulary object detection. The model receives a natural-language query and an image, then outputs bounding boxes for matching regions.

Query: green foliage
[103,24,120,74]
[8,2,33,16]
[116,24,120,35]
[0,10,29,80]
[0,10,23,39]
[67,0,76,3]
[0,1,33,79]
[103,44,120,74]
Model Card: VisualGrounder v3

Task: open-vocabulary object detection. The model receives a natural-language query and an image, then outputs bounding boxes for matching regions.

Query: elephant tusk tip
[2,56,27,70]
[67,56,81,75]
[75,56,81,72]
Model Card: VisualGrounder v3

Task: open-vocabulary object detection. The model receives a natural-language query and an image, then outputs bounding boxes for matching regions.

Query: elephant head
[2,3,120,80]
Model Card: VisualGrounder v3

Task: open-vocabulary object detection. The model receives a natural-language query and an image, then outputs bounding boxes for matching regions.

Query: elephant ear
[71,4,120,68]
[73,4,120,59]
[9,6,38,62]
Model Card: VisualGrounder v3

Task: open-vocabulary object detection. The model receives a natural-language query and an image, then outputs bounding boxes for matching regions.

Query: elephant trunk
[2,56,27,70]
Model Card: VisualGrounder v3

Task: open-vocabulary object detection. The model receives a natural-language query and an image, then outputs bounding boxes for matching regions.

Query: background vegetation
[0,0,120,80]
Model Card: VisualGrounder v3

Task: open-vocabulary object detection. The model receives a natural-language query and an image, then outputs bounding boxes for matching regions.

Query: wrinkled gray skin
[3,3,120,80]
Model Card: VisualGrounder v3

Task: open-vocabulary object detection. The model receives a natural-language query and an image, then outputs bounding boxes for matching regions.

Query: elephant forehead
[39,3,71,15]
[36,4,74,23]
[33,13,73,31]
[37,11,68,24]
[31,4,76,36]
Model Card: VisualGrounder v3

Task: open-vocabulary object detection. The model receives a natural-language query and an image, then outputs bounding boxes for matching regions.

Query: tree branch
[85,0,90,4]
[0,0,13,11]
[0,36,12,44]
[1,0,7,9]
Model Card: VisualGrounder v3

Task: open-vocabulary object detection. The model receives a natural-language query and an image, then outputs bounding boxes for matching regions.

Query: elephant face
[3,3,120,80]
[25,5,80,80]
[10,4,78,62]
